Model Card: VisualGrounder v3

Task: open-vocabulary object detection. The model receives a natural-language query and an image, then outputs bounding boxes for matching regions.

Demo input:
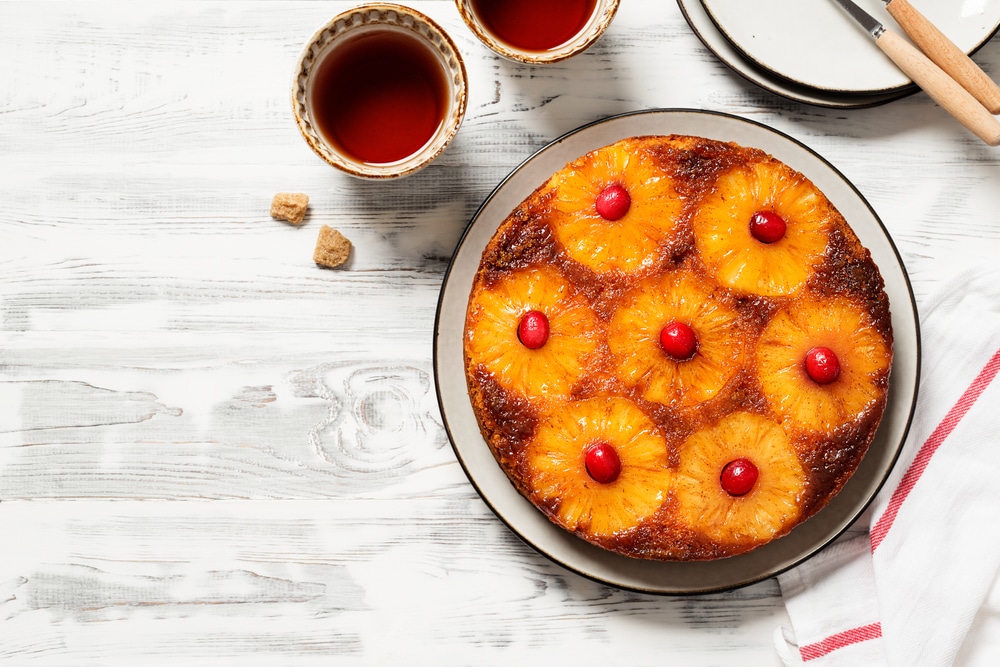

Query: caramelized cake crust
[463,136,893,561]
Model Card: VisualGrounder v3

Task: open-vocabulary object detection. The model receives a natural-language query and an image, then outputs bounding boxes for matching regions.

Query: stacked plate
[678,0,1000,108]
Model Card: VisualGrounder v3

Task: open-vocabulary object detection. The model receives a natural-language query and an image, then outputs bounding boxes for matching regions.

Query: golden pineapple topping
[757,296,891,433]
[692,161,834,296]
[466,265,598,398]
[528,397,672,537]
[547,138,683,274]
[608,270,747,407]
[676,413,806,546]
[464,135,893,561]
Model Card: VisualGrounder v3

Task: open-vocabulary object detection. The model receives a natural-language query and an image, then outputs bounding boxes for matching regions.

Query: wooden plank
[0,501,787,665]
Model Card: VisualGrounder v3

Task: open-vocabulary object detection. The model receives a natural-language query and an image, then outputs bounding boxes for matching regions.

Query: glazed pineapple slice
[547,139,683,274]
[528,397,672,537]
[675,412,807,546]
[465,265,599,398]
[757,295,892,433]
[692,159,834,296]
[608,270,747,407]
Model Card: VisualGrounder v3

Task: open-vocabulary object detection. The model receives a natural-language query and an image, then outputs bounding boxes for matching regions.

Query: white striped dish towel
[774,266,1000,666]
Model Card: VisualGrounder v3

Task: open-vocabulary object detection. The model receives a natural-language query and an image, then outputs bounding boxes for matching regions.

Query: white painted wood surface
[2,1,999,663]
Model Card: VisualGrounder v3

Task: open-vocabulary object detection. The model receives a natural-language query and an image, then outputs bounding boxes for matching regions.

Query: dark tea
[469,0,599,52]
[310,29,448,165]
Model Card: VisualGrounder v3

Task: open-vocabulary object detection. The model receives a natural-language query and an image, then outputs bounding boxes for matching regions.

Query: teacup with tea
[292,4,468,179]
[456,0,621,64]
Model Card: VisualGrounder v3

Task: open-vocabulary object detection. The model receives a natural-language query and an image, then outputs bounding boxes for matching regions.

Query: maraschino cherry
[805,346,841,384]
[749,210,787,244]
[585,442,622,484]
[720,458,758,497]
[517,310,549,349]
[595,184,631,221]
[660,321,698,360]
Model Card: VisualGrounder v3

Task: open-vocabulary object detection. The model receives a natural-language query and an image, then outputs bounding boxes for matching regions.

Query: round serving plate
[433,109,920,595]
[700,0,1000,95]
[677,0,911,107]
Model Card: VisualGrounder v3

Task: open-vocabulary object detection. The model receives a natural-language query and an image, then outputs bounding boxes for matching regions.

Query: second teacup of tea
[292,4,468,179]
[456,0,620,64]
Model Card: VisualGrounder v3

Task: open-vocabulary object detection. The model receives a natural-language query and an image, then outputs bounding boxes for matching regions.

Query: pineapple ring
[528,397,672,537]
[546,139,683,274]
[676,412,806,545]
[757,296,892,433]
[692,160,834,296]
[465,265,599,398]
[607,270,747,407]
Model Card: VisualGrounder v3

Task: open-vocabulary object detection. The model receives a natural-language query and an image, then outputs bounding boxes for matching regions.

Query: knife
[883,0,1000,114]
[832,0,1000,146]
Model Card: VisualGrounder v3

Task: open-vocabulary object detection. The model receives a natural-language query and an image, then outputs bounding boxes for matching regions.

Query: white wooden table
[2,1,999,664]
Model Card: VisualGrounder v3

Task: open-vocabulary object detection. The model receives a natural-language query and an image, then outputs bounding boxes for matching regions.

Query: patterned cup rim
[454,0,621,64]
[291,3,468,179]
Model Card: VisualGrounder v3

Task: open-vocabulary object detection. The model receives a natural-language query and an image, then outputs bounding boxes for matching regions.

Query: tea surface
[470,0,599,52]
[311,30,447,165]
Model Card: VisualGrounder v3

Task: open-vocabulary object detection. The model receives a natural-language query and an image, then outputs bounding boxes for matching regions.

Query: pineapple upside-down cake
[463,135,893,561]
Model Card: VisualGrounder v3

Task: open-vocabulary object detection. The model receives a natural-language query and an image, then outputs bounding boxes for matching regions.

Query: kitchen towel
[774,266,1000,666]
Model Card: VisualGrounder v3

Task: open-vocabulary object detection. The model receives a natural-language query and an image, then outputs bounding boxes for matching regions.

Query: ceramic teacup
[292,4,468,179]
[455,0,620,64]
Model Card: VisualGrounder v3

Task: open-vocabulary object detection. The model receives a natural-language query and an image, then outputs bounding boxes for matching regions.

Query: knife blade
[883,0,1000,114]
[831,0,1000,146]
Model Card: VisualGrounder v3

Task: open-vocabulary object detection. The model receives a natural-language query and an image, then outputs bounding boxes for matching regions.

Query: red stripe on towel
[871,347,1000,553]
[800,622,883,661]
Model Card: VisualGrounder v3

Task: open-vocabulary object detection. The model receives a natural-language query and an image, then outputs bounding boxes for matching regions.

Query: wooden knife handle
[886,0,1000,114]
[876,30,1000,146]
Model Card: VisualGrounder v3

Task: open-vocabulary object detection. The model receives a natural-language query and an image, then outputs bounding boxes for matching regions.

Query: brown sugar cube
[313,225,352,268]
[270,192,309,225]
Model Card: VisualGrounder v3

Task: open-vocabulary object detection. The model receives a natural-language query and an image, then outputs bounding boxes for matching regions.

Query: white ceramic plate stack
[678,0,1000,108]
